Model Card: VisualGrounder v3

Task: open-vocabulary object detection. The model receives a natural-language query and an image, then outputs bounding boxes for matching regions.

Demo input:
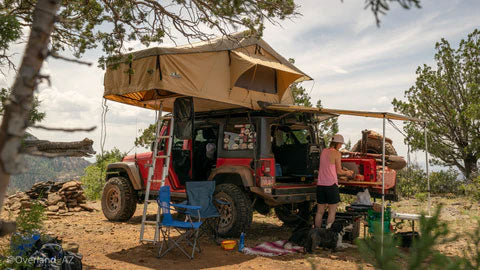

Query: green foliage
[462,219,480,270]
[356,223,401,270]
[414,192,428,202]
[15,201,46,234]
[0,12,21,63]
[358,206,462,270]
[81,148,125,200]
[365,0,421,26]
[460,175,480,201]
[316,99,339,146]
[1,202,46,269]
[392,29,480,179]
[1,1,299,69]
[0,88,45,125]
[397,163,462,197]
[134,123,158,149]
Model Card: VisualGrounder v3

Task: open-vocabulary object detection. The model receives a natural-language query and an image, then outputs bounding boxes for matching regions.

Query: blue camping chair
[157,186,202,259]
[183,181,229,243]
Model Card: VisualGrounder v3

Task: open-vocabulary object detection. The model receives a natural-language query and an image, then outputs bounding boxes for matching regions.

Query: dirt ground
[1,196,478,269]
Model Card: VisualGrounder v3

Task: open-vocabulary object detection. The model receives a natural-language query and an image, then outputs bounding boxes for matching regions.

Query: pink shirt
[317,148,338,186]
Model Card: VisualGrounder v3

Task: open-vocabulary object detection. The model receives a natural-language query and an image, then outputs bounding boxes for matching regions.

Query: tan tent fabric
[103,32,312,112]
[266,104,425,122]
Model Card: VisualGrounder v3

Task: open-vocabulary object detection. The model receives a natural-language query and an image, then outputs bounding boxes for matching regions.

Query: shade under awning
[266,104,425,122]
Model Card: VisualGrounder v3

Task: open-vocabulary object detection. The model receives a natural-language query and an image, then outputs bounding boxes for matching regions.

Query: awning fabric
[266,104,425,122]
[103,32,311,112]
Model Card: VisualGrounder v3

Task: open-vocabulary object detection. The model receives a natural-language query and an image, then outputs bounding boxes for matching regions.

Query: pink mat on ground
[242,240,304,256]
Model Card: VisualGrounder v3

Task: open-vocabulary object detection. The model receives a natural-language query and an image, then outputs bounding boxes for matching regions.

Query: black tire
[274,202,311,226]
[101,176,137,221]
[214,184,253,237]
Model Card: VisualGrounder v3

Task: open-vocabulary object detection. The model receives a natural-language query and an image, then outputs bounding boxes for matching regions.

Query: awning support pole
[381,115,386,254]
[425,124,431,216]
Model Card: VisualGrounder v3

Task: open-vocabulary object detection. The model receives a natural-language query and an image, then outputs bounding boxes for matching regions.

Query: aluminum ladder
[139,103,174,243]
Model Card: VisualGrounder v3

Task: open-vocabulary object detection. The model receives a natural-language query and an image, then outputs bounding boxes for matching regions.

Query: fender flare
[106,162,143,190]
[208,165,255,187]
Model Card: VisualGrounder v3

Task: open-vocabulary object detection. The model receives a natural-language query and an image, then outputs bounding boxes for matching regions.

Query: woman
[315,134,354,229]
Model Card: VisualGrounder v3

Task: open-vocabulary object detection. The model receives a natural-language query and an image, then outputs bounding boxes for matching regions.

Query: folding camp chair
[157,186,202,259]
[183,181,229,243]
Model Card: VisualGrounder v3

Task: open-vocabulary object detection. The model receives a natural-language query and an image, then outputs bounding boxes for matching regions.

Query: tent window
[234,65,277,94]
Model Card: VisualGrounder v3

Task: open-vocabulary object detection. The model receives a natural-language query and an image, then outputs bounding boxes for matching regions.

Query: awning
[266,104,425,122]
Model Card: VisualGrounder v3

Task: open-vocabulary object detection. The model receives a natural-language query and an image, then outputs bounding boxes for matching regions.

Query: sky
[1,0,479,169]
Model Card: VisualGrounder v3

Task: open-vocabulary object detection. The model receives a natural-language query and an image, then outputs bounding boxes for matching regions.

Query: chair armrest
[214,199,230,205]
[171,203,201,210]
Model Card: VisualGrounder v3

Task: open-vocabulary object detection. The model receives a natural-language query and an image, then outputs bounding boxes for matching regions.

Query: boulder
[10,202,22,211]
[21,201,31,209]
[58,201,66,209]
[48,205,59,212]
[47,193,62,205]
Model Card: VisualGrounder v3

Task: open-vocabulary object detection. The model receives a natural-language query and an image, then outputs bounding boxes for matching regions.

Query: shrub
[357,205,462,270]
[460,175,480,201]
[1,201,46,269]
[396,164,427,197]
[414,192,428,202]
[397,163,463,198]
[81,148,125,200]
[429,169,461,194]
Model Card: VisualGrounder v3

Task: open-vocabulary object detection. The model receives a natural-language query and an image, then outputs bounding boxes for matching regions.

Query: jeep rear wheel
[214,184,253,237]
[274,202,311,226]
[102,177,137,221]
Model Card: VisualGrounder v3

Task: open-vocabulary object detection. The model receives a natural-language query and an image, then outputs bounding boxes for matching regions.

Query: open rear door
[173,97,194,139]
[172,97,194,185]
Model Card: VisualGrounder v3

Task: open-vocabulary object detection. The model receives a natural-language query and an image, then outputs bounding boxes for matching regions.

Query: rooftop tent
[103,32,311,112]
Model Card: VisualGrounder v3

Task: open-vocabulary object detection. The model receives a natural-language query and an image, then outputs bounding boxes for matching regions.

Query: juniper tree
[392,29,480,180]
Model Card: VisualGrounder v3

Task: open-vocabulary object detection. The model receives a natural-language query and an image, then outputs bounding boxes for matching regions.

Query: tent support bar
[381,115,386,254]
[425,125,430,215]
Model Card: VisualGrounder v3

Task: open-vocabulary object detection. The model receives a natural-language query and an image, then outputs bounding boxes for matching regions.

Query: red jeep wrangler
[101,108,398,237]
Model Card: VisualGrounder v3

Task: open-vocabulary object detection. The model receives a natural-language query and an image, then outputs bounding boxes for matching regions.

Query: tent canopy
[265,104,425,122]
[103,32,311,112]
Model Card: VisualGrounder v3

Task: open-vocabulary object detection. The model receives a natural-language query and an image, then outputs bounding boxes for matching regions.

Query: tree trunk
[0,0,60,218]
[464,155,479,180]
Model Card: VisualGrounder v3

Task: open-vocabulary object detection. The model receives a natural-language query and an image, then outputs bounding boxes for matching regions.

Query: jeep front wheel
[214,184,253,237]
[101,177,137,221]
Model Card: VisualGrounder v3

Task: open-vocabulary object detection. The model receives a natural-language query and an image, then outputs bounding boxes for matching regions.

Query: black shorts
[316,184,341,204]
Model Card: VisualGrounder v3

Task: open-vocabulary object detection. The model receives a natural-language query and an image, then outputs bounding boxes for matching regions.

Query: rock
[73,207,81,212]
[47,193,63,205]
[58,209,67,214]
[62,181,80,190]
[67,201,77,207]
[63,242,79,253]
[58,201,66,209]
[58,212,74,216]
[46,211,58,216]
[21,201,31,209]
[48,205,59,212]
[10,202,21,211]
[79,204,94,212]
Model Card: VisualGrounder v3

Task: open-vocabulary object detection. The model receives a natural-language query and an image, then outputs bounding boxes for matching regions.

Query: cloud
[2,0,479,170]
